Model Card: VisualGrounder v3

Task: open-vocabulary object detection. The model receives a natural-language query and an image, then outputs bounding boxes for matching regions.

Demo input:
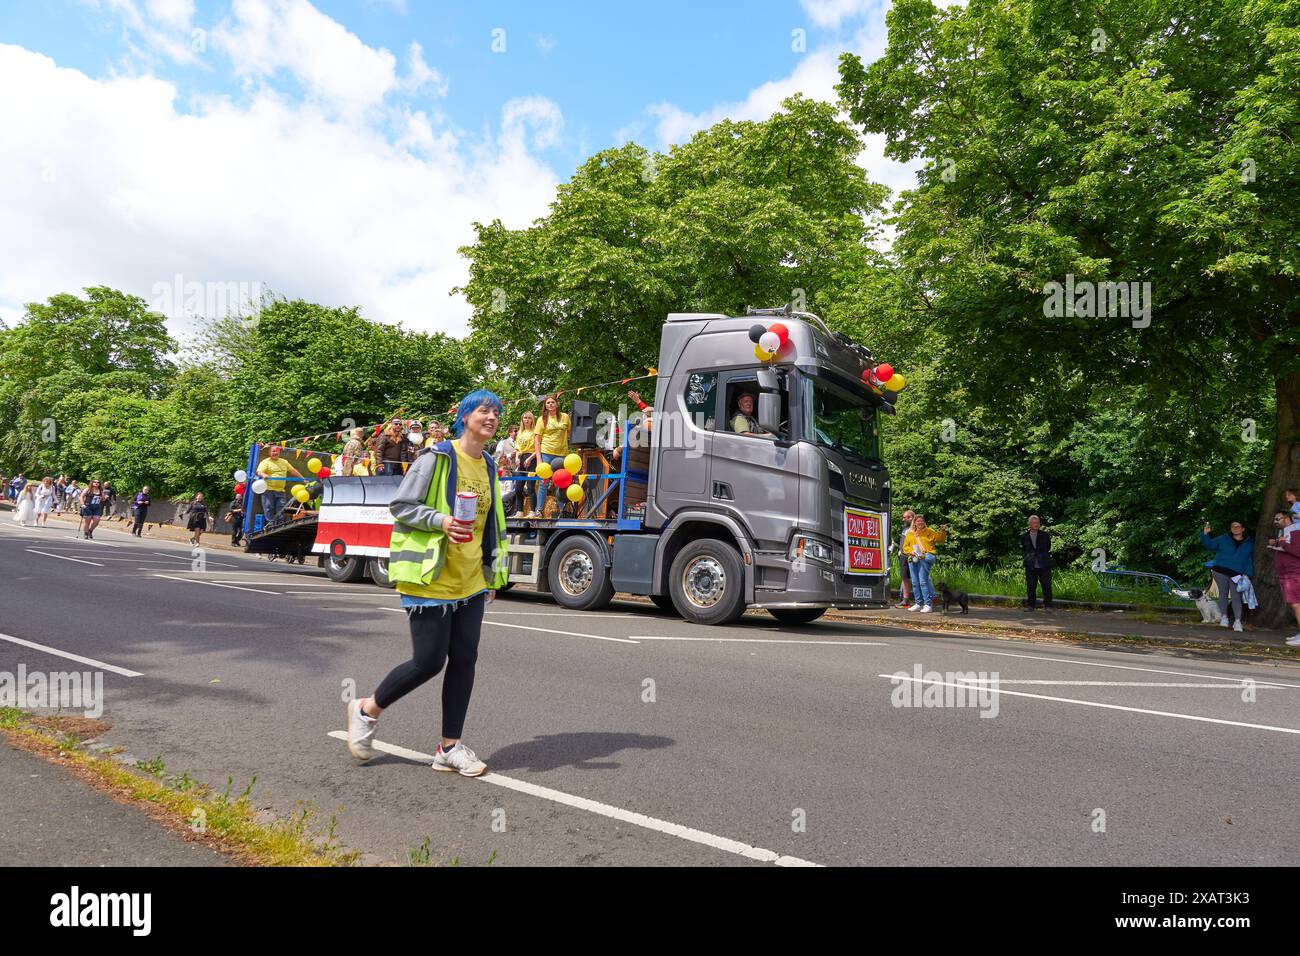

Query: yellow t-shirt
[257,457,296,491]
[516,428,535,457]
[538,413,570,458]
[397,441,492,601]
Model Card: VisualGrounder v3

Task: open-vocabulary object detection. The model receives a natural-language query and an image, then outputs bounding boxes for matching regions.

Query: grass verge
[0,708,359,867]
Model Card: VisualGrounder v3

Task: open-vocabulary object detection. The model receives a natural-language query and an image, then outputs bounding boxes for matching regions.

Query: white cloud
[0,41,561,338]
[211,0,443,116]
[98,0,202,66]
[800,0,883,29]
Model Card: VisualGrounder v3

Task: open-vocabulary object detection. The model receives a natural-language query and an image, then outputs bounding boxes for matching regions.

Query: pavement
[2,513,1299,866]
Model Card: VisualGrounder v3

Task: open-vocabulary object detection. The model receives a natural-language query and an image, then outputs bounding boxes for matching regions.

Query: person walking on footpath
[902,514,948,613]
[187,493,209,546]
[1021,515,1054,611]
[1201,520,1253,633]
[79,479,106,539]
[346,389,511,777]
[34,476,56,528]
[131,487,151,536]
[893,509,915,607]
[1266,510,1300,646]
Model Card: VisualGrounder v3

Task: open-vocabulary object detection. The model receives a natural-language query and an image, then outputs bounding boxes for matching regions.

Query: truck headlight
[790,535,833,567]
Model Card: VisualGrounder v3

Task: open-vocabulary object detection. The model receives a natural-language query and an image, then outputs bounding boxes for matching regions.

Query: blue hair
[451,389,504,437]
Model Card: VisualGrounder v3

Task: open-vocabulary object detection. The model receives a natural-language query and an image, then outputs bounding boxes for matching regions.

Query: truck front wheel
[669,539,746,626]
[325,554,367,583]
[368,557,395,588]
[547,537,614,611]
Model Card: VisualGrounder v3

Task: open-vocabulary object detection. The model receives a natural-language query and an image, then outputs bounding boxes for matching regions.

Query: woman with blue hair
[346,388,510,777]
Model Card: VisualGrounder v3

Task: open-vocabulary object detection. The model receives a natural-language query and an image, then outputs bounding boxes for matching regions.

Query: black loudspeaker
[571,399,600,447]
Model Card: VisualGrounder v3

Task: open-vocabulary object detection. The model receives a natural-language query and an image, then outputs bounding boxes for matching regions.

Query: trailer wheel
[368,556,395,588]
[325,553,367,583]
[768,608,826,626]
[547,537,614,611]
[669,539,746,626]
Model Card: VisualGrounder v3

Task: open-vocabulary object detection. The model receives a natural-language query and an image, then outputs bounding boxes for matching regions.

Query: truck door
[710,368,799,550]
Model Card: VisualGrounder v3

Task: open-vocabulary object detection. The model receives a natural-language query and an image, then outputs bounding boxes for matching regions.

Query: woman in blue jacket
[1201,521,1254,632]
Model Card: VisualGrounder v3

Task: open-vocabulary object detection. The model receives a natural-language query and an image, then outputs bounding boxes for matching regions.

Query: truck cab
[622,310,892,624]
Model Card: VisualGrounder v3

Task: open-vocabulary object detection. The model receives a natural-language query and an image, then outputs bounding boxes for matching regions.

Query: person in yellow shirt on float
[901,514,948,613]
[530,395,571,519]
[255,445,304,529]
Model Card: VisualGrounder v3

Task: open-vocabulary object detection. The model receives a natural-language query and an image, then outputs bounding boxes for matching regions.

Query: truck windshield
[805,373,881,464]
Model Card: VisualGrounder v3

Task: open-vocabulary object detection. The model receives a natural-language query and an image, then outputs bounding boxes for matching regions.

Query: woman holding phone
[346,389,510,777]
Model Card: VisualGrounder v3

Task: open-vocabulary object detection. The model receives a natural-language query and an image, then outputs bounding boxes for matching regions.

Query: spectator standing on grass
[1021,515,1054,612]
[893,509,915,607]
[902,514,948,613]
[1201,520,1253,633]
[1266,510,1300,647]
[131,487,151,537]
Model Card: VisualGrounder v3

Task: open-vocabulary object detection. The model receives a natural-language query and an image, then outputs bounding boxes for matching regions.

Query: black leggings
[373,593,486,739]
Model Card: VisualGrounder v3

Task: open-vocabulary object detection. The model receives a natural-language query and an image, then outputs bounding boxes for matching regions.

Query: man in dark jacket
[1021,515,1053,611]
[374,418,416,476]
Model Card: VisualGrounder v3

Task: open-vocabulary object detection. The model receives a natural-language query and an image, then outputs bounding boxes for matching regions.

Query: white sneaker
[1232,621,1243,633]
[346,698,377,761]
[908,603,922,611]
[919,605,932,613]
[432,741,487,777]
[1218,618,1230,628]
[1285,634,1300,647]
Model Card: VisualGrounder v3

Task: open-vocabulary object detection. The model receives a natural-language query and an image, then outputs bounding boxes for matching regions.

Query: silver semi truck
[247,308,896,627]
[504,308,895,626]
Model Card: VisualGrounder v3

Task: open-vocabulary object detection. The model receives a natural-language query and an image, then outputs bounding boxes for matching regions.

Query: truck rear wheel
[547,537,614,611]
[768,608,826,626]
[368,556,395,588]
[669,539,746,626]
[325,554,367,583]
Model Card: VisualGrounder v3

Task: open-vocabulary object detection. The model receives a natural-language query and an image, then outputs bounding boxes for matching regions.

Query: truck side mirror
[757,393,781,433]
[756,368,778,392]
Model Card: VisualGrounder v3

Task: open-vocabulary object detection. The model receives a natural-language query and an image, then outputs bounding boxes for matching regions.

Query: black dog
[936,582,969,615]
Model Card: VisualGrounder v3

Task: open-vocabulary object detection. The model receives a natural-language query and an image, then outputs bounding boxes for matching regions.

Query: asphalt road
[2,517,1298,866]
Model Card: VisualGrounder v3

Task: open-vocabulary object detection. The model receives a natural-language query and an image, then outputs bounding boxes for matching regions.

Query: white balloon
[759,331,781,353]
[251,479,268,494]
[234,470,247,483]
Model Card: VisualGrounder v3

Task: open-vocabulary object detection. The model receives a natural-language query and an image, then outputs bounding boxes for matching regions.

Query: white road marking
[26,549,102,567]
[152,573,279,595]
[633,636,889,646]
[0,632,142,677]
[325,732,819,867]
[880,674,1300,735]
[967,648,1300,688]
[375,608,641,644]
[486,611,640,618]
[955,679,1291,689]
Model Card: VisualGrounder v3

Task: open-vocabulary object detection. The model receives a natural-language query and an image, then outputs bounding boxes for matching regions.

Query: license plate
[853,586,873,600]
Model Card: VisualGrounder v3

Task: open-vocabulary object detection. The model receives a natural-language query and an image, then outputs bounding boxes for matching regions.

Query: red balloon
[318,467,331,479]
[875,363,894,382]
[768,322,790,347]
[553,468,573,489]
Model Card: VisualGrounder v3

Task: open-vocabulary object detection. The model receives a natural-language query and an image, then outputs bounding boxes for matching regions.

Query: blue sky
[0,0,910,336]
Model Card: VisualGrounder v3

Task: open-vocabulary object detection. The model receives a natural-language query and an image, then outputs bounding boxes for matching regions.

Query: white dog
[1174,587,1221,624]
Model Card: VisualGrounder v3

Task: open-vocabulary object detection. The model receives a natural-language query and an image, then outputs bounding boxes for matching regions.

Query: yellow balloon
[290,484,305,498]
[885,373,906,392]
[566,484,584,503]
[563,453,582,473]
[307,458,322,474]
[293,488,310,503]
[536,462,554,480]
[754,343,775,362]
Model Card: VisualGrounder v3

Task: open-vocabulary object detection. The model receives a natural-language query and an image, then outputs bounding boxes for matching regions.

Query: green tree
[838,0,1300,623]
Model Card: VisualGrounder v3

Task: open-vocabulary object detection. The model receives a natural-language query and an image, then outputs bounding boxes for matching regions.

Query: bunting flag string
[261,367,659,449]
